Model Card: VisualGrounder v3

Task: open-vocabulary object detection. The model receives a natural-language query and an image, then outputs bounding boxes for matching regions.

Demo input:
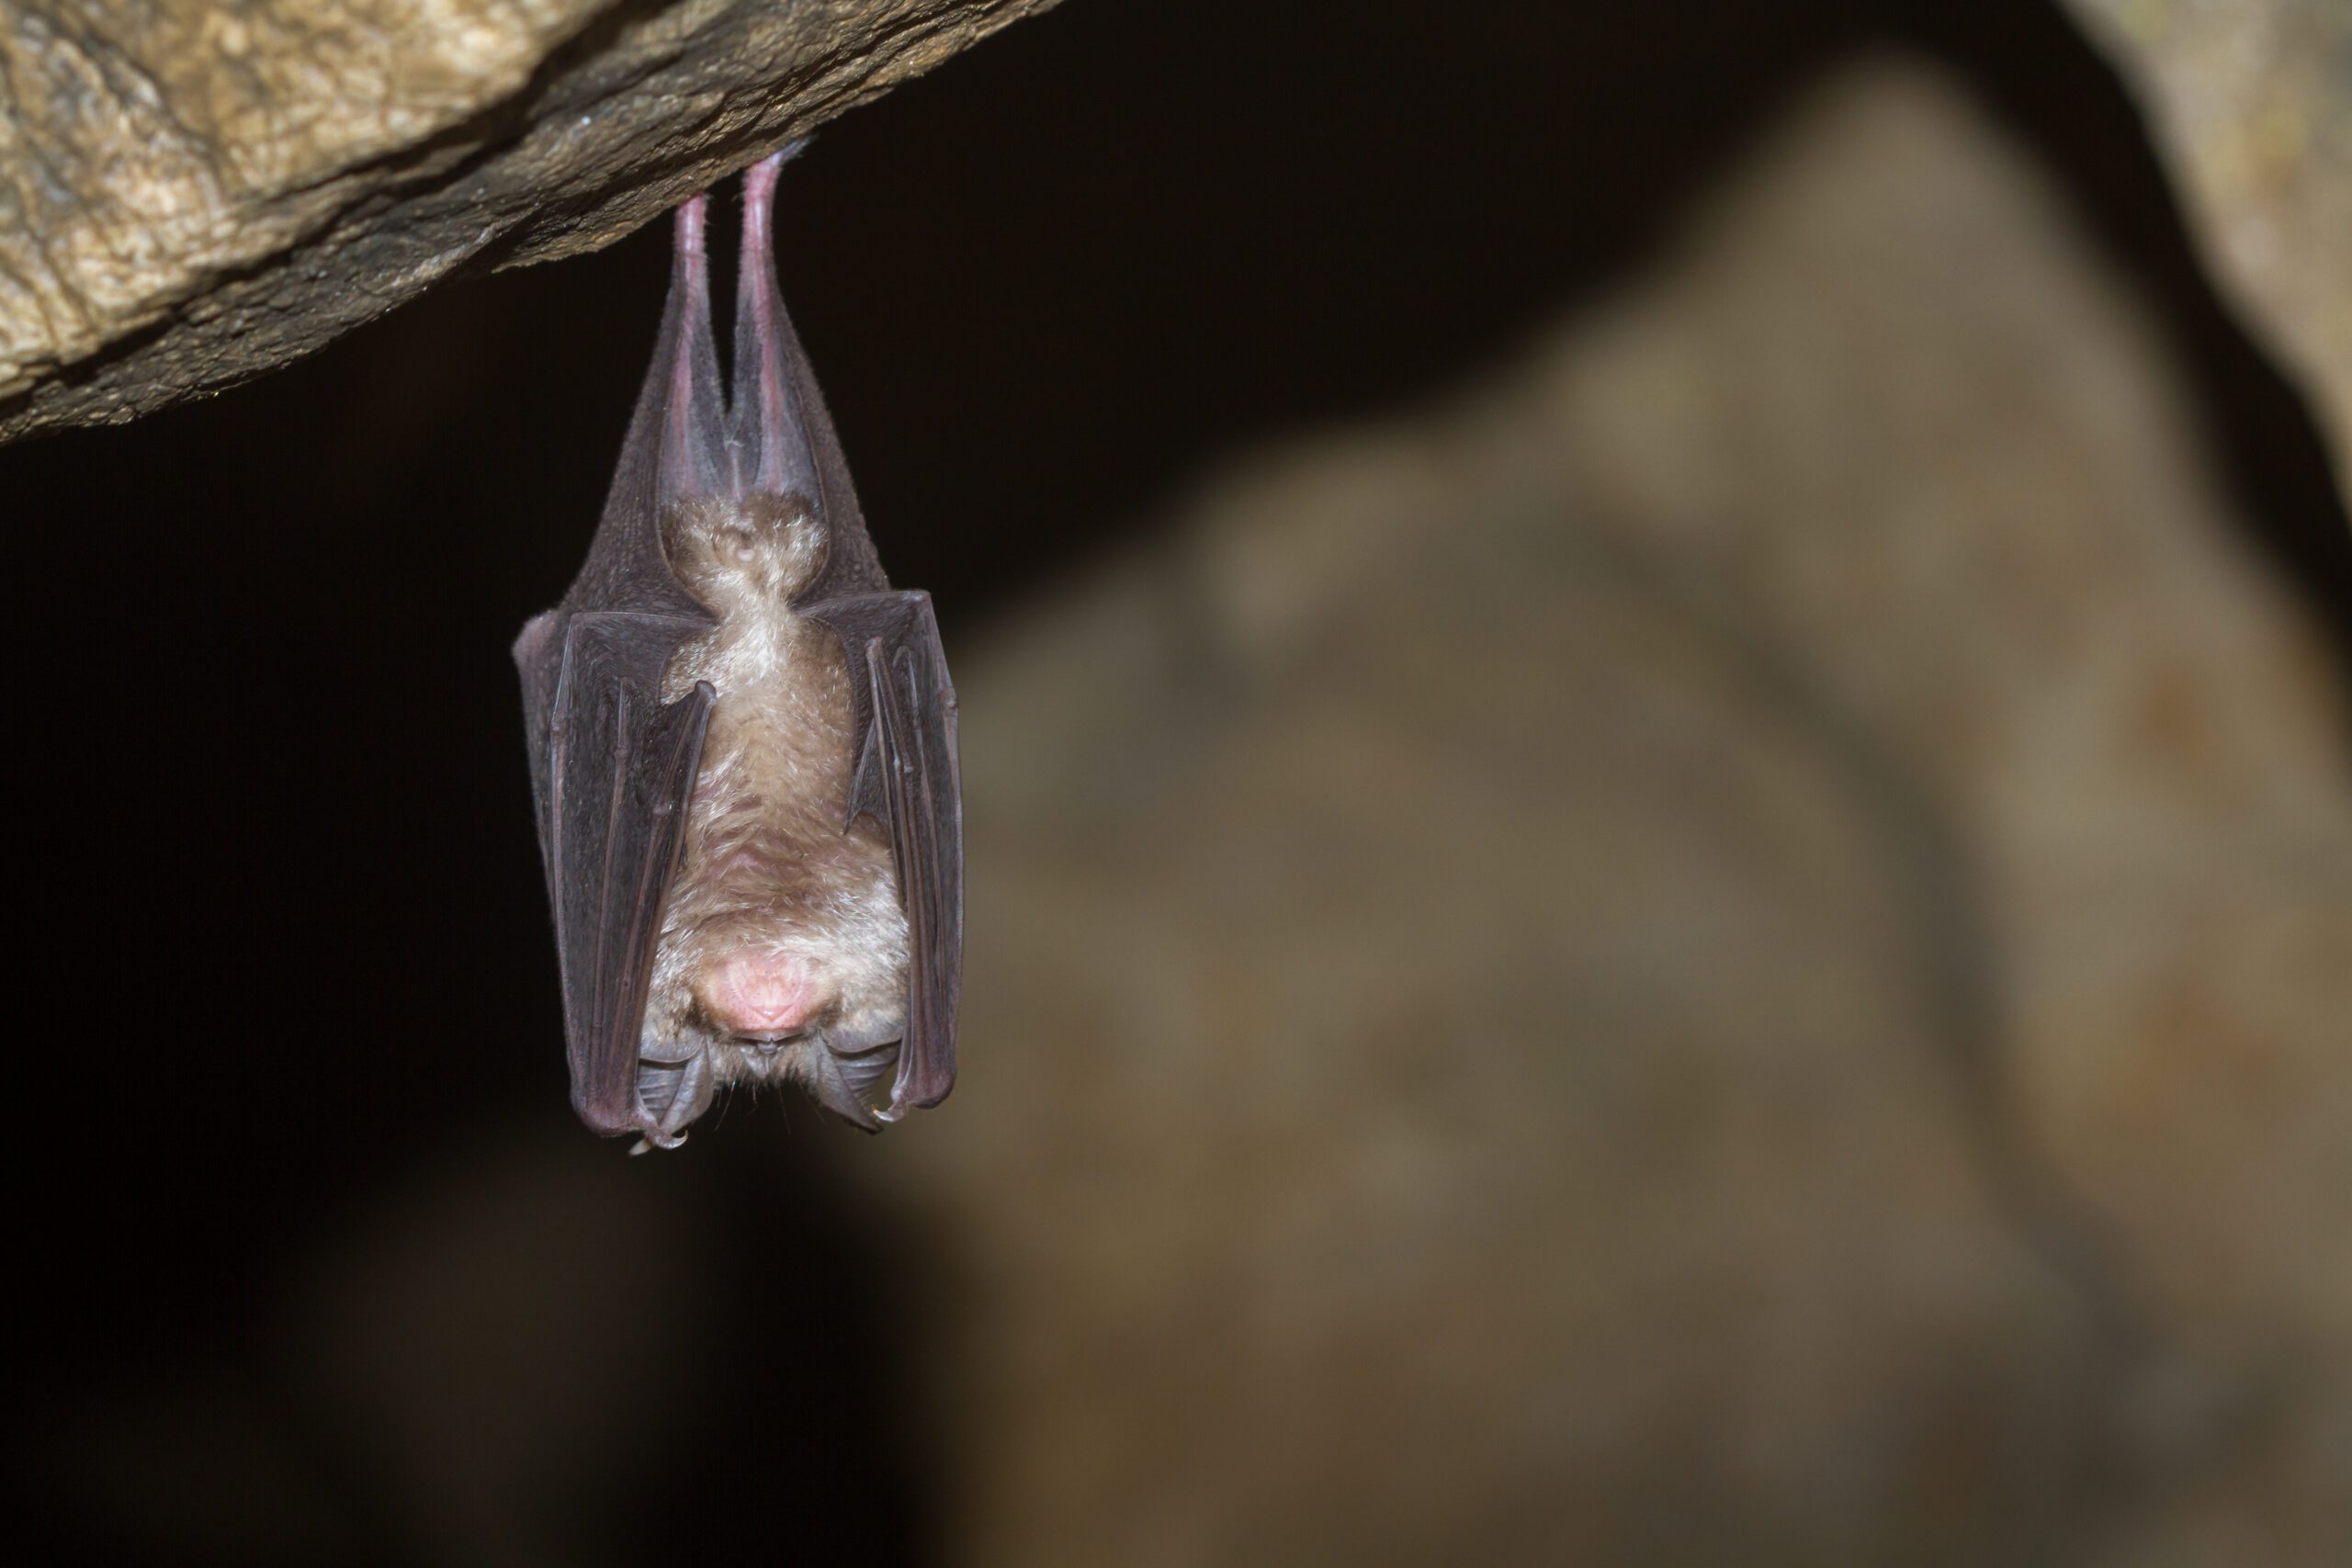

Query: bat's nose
[699,953,819,1040]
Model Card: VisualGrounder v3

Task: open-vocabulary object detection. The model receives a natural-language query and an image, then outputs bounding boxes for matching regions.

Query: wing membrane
[545,613,713,1134]
[808,590,963,1114]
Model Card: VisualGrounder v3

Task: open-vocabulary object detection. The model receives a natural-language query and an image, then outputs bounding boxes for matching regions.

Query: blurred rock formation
[873,57,2352,1566]
[0,0,1055,442]
[2067,0,2352,468]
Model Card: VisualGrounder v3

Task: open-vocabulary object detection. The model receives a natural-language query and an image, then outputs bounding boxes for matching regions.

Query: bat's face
[641,494,913,1128]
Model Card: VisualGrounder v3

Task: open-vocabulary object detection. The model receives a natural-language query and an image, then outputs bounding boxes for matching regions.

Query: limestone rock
[2067,0,2352,468]
[875,58,2352,1565]
[0,0,1057,443]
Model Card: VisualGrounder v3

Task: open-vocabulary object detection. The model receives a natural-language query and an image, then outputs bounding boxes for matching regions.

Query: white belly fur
[640,498,910,1083]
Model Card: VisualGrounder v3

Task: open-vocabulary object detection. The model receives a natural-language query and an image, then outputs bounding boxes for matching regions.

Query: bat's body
[514,150,960,1149]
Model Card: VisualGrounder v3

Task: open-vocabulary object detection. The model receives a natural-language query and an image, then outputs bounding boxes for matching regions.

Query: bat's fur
[647,491,910,1112]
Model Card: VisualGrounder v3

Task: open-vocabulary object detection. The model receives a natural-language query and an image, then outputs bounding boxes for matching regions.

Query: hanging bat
[514,146,961,1151]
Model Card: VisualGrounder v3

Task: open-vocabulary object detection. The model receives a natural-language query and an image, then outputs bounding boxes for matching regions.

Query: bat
[514,146,961,1151]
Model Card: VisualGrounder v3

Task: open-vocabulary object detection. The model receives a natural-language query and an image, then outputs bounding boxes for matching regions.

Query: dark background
[9,1,2345,1562]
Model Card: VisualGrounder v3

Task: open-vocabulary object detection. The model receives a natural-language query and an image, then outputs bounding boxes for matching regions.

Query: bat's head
[650,898,910,1131]
[691,940,909,1127]
[698,948,821,1038]
[664,492,827,615]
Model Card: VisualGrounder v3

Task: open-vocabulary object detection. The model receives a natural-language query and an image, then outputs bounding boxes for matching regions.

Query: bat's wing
[514,197,729,1137]
[516,612,714,1135]
[806,590,963,1116]
[564,620,714,1132]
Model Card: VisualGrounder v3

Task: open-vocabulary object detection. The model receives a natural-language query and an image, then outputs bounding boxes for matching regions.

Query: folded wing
[807,590,963,1116]
[536,615,713,1134]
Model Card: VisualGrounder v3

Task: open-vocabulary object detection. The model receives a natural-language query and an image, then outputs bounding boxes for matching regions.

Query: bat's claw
[630,1043,714,1152]
[807,1021,902,1132]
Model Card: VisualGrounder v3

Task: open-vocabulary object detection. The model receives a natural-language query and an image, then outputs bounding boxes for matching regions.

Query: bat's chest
[670,599,867,883]
[666,591,847,729]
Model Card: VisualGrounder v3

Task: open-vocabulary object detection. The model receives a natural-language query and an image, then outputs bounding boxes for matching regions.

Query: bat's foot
[740,140,808,234]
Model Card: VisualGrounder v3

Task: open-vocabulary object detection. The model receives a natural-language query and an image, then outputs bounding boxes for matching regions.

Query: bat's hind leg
[733,143,808,495]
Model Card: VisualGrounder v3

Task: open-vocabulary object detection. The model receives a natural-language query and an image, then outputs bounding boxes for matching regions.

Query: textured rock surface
[875,59,2352,1565]
[0,0,1056,443]
[2067,0,2352,467]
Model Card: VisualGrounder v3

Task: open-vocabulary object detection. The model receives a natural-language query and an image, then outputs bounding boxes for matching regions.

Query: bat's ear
[649,195,729,507]
[731,144,823,504]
